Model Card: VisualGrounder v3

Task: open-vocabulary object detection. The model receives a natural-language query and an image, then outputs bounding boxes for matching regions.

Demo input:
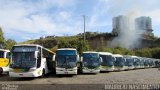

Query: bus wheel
[0,68,3,74]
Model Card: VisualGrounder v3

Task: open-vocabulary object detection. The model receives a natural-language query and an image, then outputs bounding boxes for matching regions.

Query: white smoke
[105,0,153,49]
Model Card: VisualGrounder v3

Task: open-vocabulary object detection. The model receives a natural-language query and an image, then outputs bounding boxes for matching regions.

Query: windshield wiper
[60,57,67,68]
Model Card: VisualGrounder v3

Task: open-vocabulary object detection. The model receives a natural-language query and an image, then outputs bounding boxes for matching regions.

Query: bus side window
[6,52,10,59]
[37,47,41,68]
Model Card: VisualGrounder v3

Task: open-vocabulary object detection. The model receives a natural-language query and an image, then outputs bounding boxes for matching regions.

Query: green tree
[4,39,16,50]
[77,40,90,54]
[34,37,58,49]
[0,28,5,47]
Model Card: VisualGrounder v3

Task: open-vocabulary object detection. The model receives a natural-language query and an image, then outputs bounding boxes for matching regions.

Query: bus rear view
[55,48,79,75]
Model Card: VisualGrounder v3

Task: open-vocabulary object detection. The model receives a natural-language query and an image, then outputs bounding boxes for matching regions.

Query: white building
[112,15,153,36]
[135,16,153,36]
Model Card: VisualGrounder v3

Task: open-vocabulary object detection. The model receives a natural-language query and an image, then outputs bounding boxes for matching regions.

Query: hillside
[19,32,160,59]
[20,32,159,50]
[20,32,116,51]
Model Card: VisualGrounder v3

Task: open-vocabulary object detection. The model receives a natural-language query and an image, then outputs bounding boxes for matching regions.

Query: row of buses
[0,44,159,77]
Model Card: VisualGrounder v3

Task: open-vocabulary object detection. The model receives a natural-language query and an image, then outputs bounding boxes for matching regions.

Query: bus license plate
[64,72,68,74]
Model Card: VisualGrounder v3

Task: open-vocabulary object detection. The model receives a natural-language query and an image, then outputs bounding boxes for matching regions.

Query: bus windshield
[100,55,113,66]
[56,50,76,55]
[144,60,149,66]
[82,53,100,67]
[11,52,36,68]
[126,58,134,66]
[134,58,140,66]
[56,55,77,68]
[0,51,4,58]
[115,57,124,66]
[140,59,144,66]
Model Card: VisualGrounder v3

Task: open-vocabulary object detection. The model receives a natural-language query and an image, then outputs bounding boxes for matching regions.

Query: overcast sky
[0,0,160,42]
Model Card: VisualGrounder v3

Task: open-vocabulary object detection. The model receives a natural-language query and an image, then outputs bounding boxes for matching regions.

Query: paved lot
[0,68,160,90]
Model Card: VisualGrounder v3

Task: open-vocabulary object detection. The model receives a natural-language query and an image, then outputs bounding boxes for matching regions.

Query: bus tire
[0,68,3,74]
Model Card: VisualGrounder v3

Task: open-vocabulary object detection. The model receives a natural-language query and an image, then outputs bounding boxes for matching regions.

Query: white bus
[9,44,55,77]
[144,58,150,68]
[132,56,141,69]
[55,48,79,75]
[80,52,101,73]
[139,57,145,69]
[123,55,134,70]
[99,52,114,71]
[113,54,127,71]
[0,49,10,74]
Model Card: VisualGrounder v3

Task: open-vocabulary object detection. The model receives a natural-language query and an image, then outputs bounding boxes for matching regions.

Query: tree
[58,38,90,54]
[77,40,90,54]
[34,37,58,49]
[0,28,5,48]
[4,39,16,50]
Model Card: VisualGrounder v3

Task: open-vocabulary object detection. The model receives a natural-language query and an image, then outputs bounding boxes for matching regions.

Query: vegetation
[0,28,16,50]
[0,28,159,59]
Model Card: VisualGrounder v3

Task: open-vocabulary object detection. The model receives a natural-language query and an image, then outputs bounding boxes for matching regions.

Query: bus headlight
[9,68,13,71]
[94,67,100,70]
[29,68,37,72]
[83,67,88,69]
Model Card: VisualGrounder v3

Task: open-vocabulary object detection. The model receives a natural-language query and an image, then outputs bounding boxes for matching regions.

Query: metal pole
[83,15,86,41]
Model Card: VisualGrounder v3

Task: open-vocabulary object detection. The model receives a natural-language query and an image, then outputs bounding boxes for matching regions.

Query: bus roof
[112,54,123,57]
[123,55,132,58]
[98,52,112,55]
[131,56,138,58]
[14,44,54,54]
[82,51,98,54]
[57,48,77,51]
[14,44,43,47]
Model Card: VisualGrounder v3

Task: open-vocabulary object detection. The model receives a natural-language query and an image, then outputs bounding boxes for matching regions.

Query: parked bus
[123,55,134,70]
[55,48,79,75]
[132,56,141,69]
[0,49,10,74]
[139,57,145,69]
[148,59,155,68]
[80,52,101,73]
[113,54,126,71]
[154,59,160,68]
[99,52,114,71]
[9,44,55,77]
[144,58,150,68]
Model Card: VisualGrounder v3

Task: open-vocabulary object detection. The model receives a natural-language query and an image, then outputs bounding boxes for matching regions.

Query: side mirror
[53,55,56,61]
[80,57,83,62]
[123,58,126,62]
[112,57,116,61]
[100,57,103,63]
[77,55,79,61]
[35,51,38,59]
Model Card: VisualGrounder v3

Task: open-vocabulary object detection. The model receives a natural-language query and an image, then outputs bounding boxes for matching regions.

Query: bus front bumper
[128,66,134,70]
[100,67,114,71]
[56,67,77,75]
[9,69,42,77]
[82,69,100,73]
[114,67,125,71]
